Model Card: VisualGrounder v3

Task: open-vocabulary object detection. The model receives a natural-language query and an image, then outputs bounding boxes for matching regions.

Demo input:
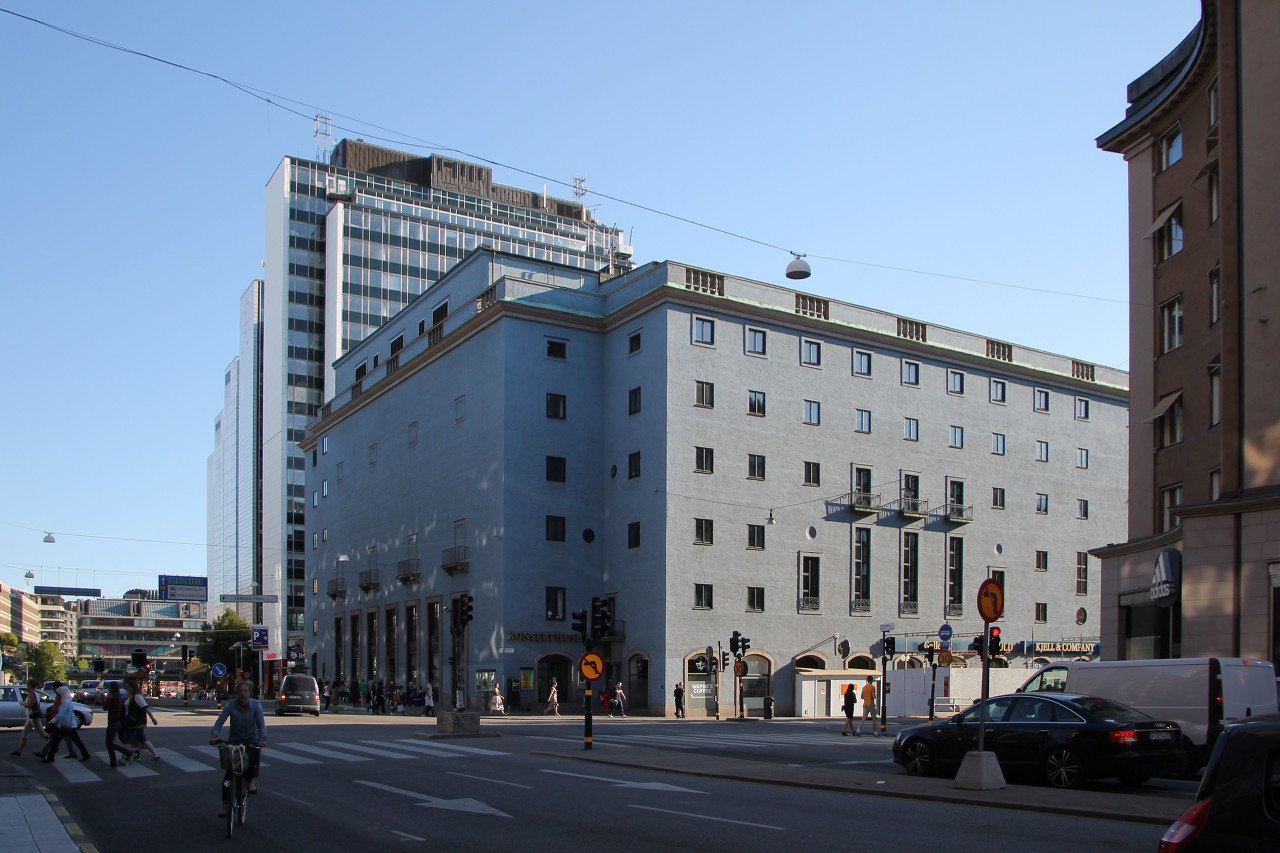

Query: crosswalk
[36,738,511,784]
[548,725,892,752]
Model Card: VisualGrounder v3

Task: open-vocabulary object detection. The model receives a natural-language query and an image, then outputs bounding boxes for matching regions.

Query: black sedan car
[892,692,1183,789]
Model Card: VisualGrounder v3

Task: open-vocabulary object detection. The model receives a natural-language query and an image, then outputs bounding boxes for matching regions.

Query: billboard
[158,575,208,602]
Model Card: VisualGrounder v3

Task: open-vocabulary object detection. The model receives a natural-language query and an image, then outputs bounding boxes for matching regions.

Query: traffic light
[720,651,730,670]
[131,651,147,668]
[591,597,612,639]
[460,594,474,625]
[988,626,1002,656]
[739,636,751,655]
[181,645,190,664]
[970,634,986,657]
[729,630,741,655]
[570,608,588,641]
[884,636,897,657]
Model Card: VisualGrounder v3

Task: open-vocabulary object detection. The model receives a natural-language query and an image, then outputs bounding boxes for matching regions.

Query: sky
[0,1,1202,599]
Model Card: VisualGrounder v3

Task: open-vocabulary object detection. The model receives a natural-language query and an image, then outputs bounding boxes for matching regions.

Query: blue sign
[251,626,268,650]
[939,623,953,643]
[211,662,227,678]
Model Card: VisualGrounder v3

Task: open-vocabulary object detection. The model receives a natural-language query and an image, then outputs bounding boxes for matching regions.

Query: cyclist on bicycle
[209,680,267,817]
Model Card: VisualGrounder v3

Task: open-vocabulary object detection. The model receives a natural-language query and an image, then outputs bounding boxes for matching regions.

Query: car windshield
[282,677,315,691]
[1063,696,1149,721]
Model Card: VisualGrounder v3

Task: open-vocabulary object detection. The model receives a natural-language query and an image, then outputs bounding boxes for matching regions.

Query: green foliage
[0,631,18,652]
[197,610,251,673]
[27,641,67,684]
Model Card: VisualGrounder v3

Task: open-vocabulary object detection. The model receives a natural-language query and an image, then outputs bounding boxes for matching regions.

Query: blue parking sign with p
[251,627,268,649]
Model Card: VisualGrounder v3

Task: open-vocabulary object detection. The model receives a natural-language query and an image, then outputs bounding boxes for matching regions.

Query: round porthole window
[1076,607,1087,625]
[582,529,596,544]
[806,526,818,540]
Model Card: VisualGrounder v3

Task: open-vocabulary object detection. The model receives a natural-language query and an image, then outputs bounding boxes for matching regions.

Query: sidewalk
[0,763,83,852]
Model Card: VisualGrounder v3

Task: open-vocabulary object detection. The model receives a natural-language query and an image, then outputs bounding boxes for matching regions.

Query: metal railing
[326,578,346,599]
[441,546,470,575]
[899,497,928,517]
[396,558,420,583]
[358,569,380,591]
[851,491,881,512]
[899,601,919,616]
[944,503,973,523]
[798,596,821,612]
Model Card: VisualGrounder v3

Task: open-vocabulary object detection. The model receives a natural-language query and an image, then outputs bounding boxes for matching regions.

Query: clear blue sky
[0,1,1200,598]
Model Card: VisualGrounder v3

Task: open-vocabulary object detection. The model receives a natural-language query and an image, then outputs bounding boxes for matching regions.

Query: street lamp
[42,532,55,544]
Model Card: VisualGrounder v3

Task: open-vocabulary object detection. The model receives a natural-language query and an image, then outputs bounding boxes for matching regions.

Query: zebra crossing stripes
[321,740,414,759]
[154,747,216,773]
[276,741,371,761]
[192,745,277,768]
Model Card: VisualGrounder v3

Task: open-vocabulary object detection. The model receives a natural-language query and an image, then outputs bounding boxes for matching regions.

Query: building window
[992,487,1005,509]
[1160,484,1183,532]
[854,527,871,604]
[1160,207,1184,260]
[1160,124,1182,169]
[546,587,566,621]
[1075,398,1090,421]
[746,328,767,355]
[694,317,715,345]
[803,461,821,486]
[1160,397,1185,448]
[1036,440,1049,463]
[748,390,766,417]
[1077,447,1089,469]
[1208,77,1219,126]
[694,583,713,609]
[1034,388,1050,413]
[747,587,765,612]
[1035,550,1049,572]
[1209,367,1221,426]
[902,473,920,502]
[904,417,919,441]
[804,399,821,425]
[546,393,567,419]
[801,556,821,606]
[902,532,919,609]
[322,528,328,542]
[854,466,872,498]
[695,518,714,545]
[321,435,329,454]
[628,451,641,479]
[1035,603,1048,624]
[546,515,566,542]
[695,446,715,473]
[747,524,765,550]
[947,537,964,610]
[856,409,872,433]
[992,433,1005,455]
[1161,296,1185,353]
[546,456,567,482]
[1076,552,1089,596]
[628,386,642,415]
[546,339,567,359]
[949,425,964,448]
[408,421,419,447]
[990,378,1006,404]
[1036,493,1049,514]
[322,479,329,497]
[455,396,465,422]
[902,360,920,386]
[695,381,715,408]
[628,331,642,354]
[947,369,965,395]
[1076,498,1089,520]
[627,521,640,549]
[747,453,766,480]
[368,443,378,467]
[312,490,318,508]
[1210,467,1221,500]
[1208,171,1220,224]
[312,532,318,550]
[1209,267,1221,325]
[801,339,822,367]
[854,351,872,376]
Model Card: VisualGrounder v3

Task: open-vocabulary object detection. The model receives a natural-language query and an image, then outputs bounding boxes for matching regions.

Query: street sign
[579,651,604,681]
[733,659,747,678]
[499,647,515,654]
[220,594,280,603]
[879,622,895,633]
[977,578,1005,622]
[250,626,269,650]
[939,650,954,667]
[211,662,227,678]
[939,623,953,643]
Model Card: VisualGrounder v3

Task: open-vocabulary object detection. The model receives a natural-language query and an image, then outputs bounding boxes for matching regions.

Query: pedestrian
[36,683,78,760]
[122,678,161,762]
[610,682,627,717]
[322,680,332,713]
[840,683,858,735]
[545,678,559,716]
[10,679,49,756]
[373,681,387,715]
[103,680,132,767]
[424,682,435,717]
[489,684,506,715]
[209,680,267,818]
[673,682,685,719]
[855,676,878,736]
[40,685,91,764]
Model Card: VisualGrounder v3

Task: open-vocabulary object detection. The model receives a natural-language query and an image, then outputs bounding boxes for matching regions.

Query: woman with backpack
[122,678,161,763]
[9,679,49,757]
[103,681,133,767]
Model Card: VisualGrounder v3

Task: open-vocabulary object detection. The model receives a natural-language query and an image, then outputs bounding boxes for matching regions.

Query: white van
[1017,657,1277,772]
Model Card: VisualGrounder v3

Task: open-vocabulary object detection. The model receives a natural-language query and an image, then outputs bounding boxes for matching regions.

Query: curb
[37,785,99,853]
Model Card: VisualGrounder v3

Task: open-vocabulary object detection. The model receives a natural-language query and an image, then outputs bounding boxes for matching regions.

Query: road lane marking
[446,772,531,788]
[360,740,462,758]
[193,745,276,767]
[629,804,785,829]
[48,758,99,783]
[526,735,631,748]
[154,748,216,772]
[540,769,706,793]
[320,740,414,759]
[278,742,371,761]
[354,780,510,817]
[394,739,508,756]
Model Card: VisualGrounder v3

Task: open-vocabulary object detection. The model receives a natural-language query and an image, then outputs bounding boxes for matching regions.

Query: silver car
[0,684,95,728]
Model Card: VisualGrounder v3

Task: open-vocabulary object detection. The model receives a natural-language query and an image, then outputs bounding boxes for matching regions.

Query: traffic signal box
[884,636,897,657]
[571,608,588,642]
[987,626,1002,656]
[590,597,612,640]
[460,594,474,625]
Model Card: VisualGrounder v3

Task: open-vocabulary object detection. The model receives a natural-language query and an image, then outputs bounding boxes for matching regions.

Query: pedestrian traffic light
[729,630,741,655]
[720,651,730,671]
[460,594,474,625]
[571,608,588,641]
[970,634,986,656]
[739,636,751,655]
[884,636,897,657]
[590,597,612,639]
[987,626,1002,656]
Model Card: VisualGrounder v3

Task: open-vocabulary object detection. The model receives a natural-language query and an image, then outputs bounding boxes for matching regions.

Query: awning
[1142,201,1181,239]
[1193,159,1219,182]
[1143,390,1183,423]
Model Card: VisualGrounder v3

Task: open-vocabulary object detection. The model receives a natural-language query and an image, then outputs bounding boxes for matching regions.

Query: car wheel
[1178,740,1200,779]
[75,712,90,728]
[312,711,320,717]
[902,739,934,777]
[1117,772,1150,786]
[1044,747,1083,789]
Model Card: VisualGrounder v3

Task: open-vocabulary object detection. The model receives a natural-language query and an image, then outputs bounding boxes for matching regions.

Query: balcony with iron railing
[946,602,964,618]
[851,597,871,614]
[888,497,928,518]
[441,546,470,576]
[850,491,881,513]
[358,569,380,592]
[943,503,973,523]
[798,596,821,612]
[326,578,346,600]
[396,558,420,584]
[899,601,919,616]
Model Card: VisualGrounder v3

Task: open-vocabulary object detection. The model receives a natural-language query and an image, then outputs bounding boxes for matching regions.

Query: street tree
[27,640,67,684]
[197,610,251,671]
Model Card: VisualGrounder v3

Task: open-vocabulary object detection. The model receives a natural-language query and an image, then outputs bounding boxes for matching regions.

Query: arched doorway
[795,654,825,670]
[537,654,572,710]
[893,655,925,669]
[848,654,875,670]
[627,653,650,711]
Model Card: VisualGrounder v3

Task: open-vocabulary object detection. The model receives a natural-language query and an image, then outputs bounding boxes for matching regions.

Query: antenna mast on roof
[314,113,333,162]
[572,174,588,202]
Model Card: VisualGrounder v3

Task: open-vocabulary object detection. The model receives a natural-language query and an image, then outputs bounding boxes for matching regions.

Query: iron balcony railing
[441,546,470,576]
[396,558,420,584]
[358,569,380,592]
[944,503,974,523]
[326,578,346,600]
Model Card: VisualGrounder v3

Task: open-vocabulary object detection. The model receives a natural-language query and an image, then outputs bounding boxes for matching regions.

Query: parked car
[275,675,321,716]
[1017,657,1277,773]
[1158,713,1280,852]
[77,680,102,703]
[0,684,95,728]
[892,692,1183,789]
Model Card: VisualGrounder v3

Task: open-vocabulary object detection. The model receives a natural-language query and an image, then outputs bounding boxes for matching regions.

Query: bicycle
[212,739,256,837]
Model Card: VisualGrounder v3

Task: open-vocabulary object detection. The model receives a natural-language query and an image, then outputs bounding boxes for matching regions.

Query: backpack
[125,695,147,728]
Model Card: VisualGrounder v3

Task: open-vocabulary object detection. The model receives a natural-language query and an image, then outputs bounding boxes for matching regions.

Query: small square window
[902,360,920,386]
[992,487,1005,509]
[1036,550,1049,572]
[1034,388,1050,413]
[628,332,642,353]
[627,521,640,549]
[950,425,964,448]
[1077,499,1090,520]
[804,399,821,425]
[1075,398,1090,421]
[801,339,822,366]
[1036,440,1049,462]
[854,351,872,377]
[695,583,714,609]
[746,328,767,355]
[546,515,567,542]
[546,393,567,419]
[747,453,766,480]
[1036,493,1049,514]
[694,317,715,345]
[990,379,1006,404]
[546,456,567,482]
[992,433,1005,455]
[947,369,965,395]
[803,461,821,486]
[748,390,766,417]
[747,587,765,612]
[747,524,765,550]
[695,518,714,545]
[855,409,871,433]
[695,380,715,408]
[628,387,642,415]
[695,446,714,474]
[1077,448,1089,469]
[904,417,919,441]
[628,451,641,479]
[546,339,567,359]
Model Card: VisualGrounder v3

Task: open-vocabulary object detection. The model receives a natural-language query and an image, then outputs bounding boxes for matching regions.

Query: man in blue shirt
[209,681,266,817]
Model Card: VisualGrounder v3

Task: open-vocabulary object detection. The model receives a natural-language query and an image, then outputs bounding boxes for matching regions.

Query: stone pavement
[0,765,84,852]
